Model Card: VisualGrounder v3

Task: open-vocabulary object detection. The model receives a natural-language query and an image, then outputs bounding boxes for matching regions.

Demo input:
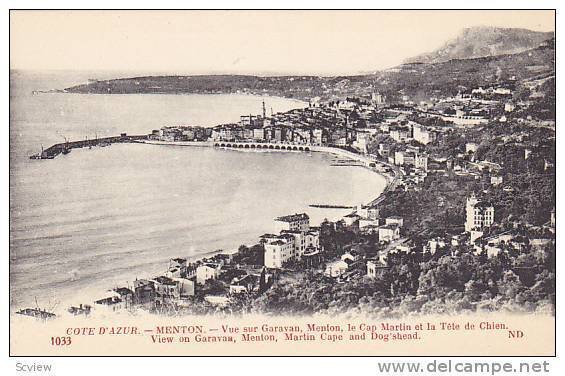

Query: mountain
[374,37,555,99]
[404,26,554,64]
[63,36,555,102]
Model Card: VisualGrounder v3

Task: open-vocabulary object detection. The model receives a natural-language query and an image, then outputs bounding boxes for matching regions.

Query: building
[229,274,259,294]
[196,263,222,285]
[94,295,124,313]
[366,259,387,278]
[394,151,405,166]
[356,204,379,220]
[390,127,411,143]
[280,229,320,258]
[491,175,503,186]
[412,124,436,145]
[372,92,386,105]
[265,212,322,269]
[264,236,295,269]
[465,194,495,232]
[466,142,478,154]
[343,213,360,227]
[324,260,350,278]
[275,213,310,232]
[171,277,195,298]
[359,218,379,229]
[385,216,404,227]
[133,279,155,305]
[341,251,361,263]
[378,224,401,242]
[151,276,182,306]
[114,287,134,308]
[167,258,187,278]
[353,131,370,154]
[415,154,429,172]
[252,128,265,141]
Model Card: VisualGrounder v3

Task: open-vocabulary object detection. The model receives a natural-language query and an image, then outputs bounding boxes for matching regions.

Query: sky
[10,10,555,76]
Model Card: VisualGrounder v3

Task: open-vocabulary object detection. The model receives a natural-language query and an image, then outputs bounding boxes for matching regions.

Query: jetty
[29,133,149,159]
[309,204,355,209]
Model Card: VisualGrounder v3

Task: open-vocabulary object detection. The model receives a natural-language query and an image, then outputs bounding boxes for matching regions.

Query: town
[20,66,552,321]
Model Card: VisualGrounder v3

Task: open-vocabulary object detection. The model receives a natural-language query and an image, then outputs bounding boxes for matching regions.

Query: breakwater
[29,134,149,159]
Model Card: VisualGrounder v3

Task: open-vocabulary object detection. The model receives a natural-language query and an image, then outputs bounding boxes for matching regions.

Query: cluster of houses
[149,125,212,142]
[90,249,273,315]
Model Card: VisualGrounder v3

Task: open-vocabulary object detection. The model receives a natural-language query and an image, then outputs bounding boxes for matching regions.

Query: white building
[412,124,436,145]
[196,263,222,285]
[353,132,370,154]
[394,151,405,166]
[252,128,265,141]
[390,128,411,143]
[466,142,478,154]
[385,216,404,227]
[465,194,495,232]
[378,224,401,242]
[274,213,310,232]
[324,260,350,278]
[279,230,320,259]
[366,259,387,278]
[264,235,296,269]
[170,277,195,298]
[491,175,503,186]
[343,213,360,227]
[229,274,259,294]
[151,276,183,306]
[359,218,380,229]
[372,92,386,104]
[504,102,516,112]
[415,154,429,172]
[265,213,321,269]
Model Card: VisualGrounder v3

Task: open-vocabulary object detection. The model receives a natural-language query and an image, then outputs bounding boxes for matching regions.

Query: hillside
[368,37,555,99]
[63,38,554,101]
[404,27,554,64]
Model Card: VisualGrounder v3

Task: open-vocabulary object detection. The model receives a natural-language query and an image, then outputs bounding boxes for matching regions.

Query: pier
[29,134,149,159]
[309,204,355,209]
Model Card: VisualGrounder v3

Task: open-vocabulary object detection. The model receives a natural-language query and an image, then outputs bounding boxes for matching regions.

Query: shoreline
[13,140,392,316]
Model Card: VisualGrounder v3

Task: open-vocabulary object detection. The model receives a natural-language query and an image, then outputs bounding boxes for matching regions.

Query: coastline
[14,140,390,316]
[13,140,392,317]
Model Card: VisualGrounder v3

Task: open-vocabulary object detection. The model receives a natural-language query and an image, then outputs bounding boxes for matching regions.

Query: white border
[1,2,561,375]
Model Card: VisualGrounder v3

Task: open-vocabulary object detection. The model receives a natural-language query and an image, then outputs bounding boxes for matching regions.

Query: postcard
[9,9,556,356]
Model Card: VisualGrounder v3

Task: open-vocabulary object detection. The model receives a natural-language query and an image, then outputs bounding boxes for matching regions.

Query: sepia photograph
[7,8,556,359]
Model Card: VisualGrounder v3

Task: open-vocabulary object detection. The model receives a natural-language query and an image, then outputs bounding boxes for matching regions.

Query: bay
[9,71,387,311]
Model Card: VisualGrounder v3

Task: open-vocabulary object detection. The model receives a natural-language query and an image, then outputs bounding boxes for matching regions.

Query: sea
[9,70,387,312]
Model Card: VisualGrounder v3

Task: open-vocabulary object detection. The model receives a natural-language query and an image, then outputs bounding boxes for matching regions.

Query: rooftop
[380,223,400,230]
[152,276,177,285]
[114,287,134,296]
[275,213,309,223]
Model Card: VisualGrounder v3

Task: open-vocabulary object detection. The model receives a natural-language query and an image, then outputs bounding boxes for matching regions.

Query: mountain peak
[404,26,554,64]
